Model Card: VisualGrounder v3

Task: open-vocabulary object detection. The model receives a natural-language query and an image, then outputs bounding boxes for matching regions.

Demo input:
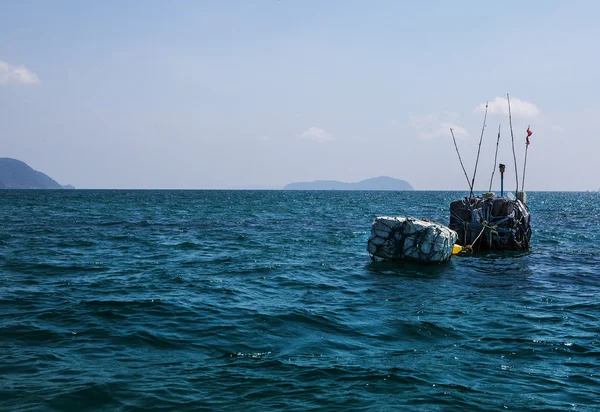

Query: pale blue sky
[1,1,598,190]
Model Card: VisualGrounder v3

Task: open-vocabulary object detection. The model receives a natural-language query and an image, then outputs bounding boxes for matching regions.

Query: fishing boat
[448,94,532,252]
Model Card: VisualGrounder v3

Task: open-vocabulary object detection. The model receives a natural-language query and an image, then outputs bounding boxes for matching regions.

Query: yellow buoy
[452,244,463,255]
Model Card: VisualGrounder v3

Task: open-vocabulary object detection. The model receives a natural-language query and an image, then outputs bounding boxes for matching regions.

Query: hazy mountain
[0,158,73,189]
[284,176,414,190]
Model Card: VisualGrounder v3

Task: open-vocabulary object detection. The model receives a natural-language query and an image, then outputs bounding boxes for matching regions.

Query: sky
[1,0,599,190]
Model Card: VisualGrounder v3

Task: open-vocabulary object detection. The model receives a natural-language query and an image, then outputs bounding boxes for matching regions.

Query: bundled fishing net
[367,217,458,263]
[449,196,531,251]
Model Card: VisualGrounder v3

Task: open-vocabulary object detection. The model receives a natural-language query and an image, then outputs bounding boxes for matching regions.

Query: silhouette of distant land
[0,158,73,189]
[284,176,414,190]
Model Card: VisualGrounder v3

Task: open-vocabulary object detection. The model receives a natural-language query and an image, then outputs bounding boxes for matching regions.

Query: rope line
[461,220,498,253]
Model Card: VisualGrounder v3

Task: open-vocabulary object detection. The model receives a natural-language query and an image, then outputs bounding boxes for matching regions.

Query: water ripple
[1,190,599,410]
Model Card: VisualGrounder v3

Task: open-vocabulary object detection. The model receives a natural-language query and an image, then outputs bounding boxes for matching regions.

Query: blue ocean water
[1,190,599,411]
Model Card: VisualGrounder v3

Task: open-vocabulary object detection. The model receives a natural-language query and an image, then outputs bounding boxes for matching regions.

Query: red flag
[526,126,532,145]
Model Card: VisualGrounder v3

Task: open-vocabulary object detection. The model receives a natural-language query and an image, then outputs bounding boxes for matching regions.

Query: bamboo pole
[470,102,488,198]
[450,128,472,191]
[507,94,519,194]
[522,126,530,191]
[489,124,501,192]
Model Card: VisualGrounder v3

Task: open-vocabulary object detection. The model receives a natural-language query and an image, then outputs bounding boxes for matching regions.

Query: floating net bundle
[449,196,531,251]
[367,217,458,263]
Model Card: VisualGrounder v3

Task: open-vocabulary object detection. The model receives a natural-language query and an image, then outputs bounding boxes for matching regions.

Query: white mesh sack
[367,216,458,263]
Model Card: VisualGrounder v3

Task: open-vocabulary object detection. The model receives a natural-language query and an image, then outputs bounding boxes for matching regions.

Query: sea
[1,190,599,411]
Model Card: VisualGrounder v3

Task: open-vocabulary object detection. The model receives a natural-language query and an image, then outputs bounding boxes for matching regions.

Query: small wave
[172,241,200,250]
[96,220,128,226]
[56,240,98,247]
[0,323,67,344]
[121,329,189,350]
[2,261,109,274]
[47,382,127,410]
[228,351,272,359]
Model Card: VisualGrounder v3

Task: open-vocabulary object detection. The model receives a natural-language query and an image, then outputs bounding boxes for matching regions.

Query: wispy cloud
[256,135,270,141]
[410,114,469,140]
[475,96,540,118]
[551,125,564,133]
[0,60,40,85]
[443,123,468,138]
[298,127,332,142]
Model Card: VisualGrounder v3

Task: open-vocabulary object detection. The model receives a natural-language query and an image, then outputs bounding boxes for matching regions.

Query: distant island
[284,176,414,191]
[0,158,73,189]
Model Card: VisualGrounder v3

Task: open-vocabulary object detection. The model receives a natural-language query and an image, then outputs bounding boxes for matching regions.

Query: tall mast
[470,102,488,197]
[489,124,501,192]
[522,126,531,191]
[450,128,472,192]
[507,94,519,194]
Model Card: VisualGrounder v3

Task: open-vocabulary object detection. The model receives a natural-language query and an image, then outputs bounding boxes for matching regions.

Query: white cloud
[256,135,270,141]
[0,60,40,85]
[442,111,459,119]
[298,127,332,142]
[551,125,564,133]
[475,96,540,118]
[443,123,468,138]
[410,114,469,140]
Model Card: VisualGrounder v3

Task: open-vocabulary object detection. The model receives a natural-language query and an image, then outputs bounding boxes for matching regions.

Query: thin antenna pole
[470,102,488,197]
[522,125,530,191]
[450,128,472,191]
[489,124,501,192]
[507,94,519,193]
[522,145,529,192]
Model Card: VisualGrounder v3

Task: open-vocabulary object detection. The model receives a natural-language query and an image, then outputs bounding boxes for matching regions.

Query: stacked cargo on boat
[449,193,531,251]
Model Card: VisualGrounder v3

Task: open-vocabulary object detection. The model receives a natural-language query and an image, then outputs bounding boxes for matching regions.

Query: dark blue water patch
[1,190,600,411]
